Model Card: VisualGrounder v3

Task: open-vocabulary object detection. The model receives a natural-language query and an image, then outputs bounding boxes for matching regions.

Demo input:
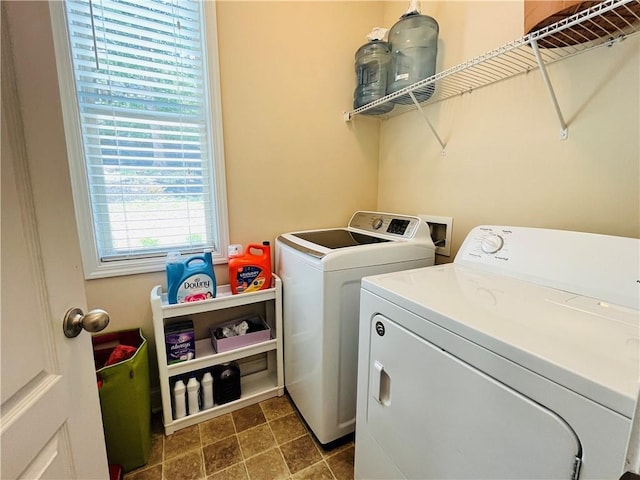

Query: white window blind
[56,0,228,276]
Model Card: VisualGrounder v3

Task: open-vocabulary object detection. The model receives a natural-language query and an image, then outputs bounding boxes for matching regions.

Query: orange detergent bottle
[228,241,272,294]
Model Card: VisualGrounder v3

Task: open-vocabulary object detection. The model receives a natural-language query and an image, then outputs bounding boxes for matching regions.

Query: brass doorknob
[63,307,110,338]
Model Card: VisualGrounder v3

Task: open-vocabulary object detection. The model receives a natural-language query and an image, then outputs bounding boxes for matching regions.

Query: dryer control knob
[372,217,383,230]
[481,234,504,254]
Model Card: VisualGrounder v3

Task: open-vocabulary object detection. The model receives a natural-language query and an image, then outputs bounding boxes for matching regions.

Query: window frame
[49,0,229,279]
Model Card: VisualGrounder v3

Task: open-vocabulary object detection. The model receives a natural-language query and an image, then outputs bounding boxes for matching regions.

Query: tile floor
[123,394,354,480]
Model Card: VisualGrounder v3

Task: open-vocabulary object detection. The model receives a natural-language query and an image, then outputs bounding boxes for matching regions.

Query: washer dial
[481,234,504,254]
[372,217,383,230]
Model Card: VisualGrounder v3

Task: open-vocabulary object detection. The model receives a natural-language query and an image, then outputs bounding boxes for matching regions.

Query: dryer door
[365,314,582,479]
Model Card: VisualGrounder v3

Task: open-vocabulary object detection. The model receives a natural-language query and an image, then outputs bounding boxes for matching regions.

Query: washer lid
[276,211,435,270]
[291,229,390,249]
[361,263,640,418]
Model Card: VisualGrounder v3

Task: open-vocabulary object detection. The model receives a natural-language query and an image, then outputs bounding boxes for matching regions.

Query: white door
[1,3,109,478]
[364,313,581,479]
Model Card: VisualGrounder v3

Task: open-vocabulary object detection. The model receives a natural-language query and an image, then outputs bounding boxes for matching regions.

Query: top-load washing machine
[276,211,436,444]
[355,225,640,479]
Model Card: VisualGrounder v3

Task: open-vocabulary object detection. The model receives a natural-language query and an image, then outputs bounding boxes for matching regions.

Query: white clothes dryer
[276,211,436,444]
[355,225,639,479]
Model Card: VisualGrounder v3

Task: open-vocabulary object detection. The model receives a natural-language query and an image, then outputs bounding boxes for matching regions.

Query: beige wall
[216,1,383,243]
[376,2,640,260]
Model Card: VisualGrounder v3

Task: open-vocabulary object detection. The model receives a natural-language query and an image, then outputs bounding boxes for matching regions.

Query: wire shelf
[346,0,640,121]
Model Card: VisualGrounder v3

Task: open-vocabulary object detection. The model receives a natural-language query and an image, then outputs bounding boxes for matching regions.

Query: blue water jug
[387,11,439,104]
[354,40,393,115]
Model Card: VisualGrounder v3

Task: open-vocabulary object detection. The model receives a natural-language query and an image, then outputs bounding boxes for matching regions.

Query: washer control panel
[455,225,639,311]
[349,211,425,239]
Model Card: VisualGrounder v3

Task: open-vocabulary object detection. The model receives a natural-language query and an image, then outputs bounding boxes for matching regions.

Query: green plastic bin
[92,328,152,473]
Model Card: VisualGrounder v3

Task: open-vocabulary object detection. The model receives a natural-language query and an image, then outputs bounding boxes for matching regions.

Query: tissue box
[210,314,271,353]
[165,320,195,364]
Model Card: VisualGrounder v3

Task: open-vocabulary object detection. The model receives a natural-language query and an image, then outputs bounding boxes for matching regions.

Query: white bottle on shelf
[202,372,214,409]
[187,376,201,415]
[173,379,187,419]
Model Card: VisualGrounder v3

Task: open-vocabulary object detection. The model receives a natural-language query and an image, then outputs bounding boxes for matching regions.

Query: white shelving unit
[345,0,640,148]
[150,276,284,435]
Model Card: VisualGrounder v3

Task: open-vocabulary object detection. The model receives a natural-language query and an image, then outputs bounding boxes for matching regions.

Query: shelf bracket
[530,39,569,140]
[409,92,446,156]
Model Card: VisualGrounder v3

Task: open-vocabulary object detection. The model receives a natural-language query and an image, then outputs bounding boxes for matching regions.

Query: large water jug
[387,10,439,104]
[353,40,393,115]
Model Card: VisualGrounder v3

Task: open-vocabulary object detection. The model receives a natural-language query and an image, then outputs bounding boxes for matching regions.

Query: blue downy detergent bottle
[166,250,216,304]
